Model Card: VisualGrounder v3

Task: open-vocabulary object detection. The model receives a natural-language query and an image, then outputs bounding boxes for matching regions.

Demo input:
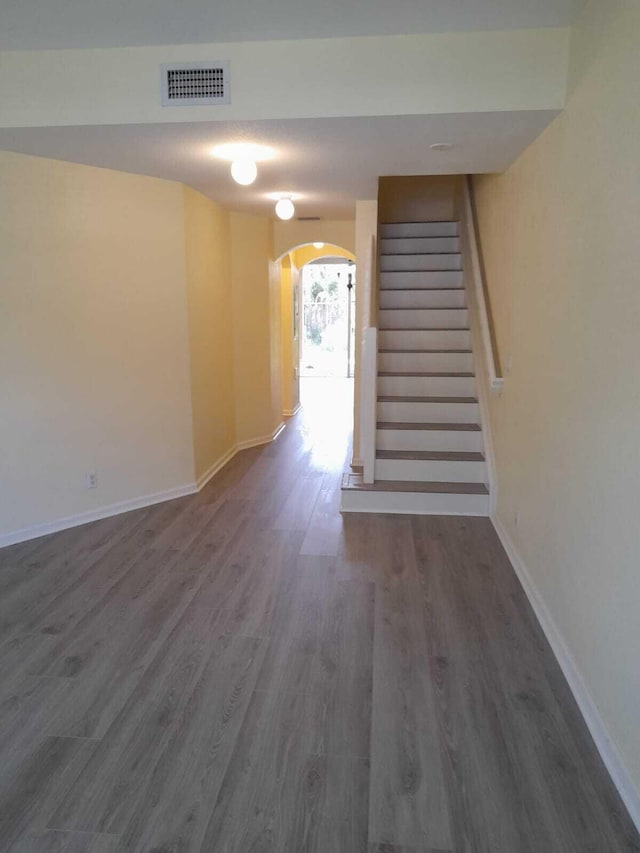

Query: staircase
[341,220,490,515]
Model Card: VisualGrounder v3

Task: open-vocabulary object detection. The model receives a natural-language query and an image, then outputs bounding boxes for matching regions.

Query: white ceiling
[0,112,558,219]
[0,0,586,51]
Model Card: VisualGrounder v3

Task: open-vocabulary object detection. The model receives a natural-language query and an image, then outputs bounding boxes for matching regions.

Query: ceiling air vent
[297,216,321,221]
[161,62,230,106]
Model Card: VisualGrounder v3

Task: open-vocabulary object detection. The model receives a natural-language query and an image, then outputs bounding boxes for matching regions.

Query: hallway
[0,381,637,852]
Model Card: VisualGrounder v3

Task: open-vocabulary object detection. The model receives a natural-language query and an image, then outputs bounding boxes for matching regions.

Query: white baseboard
[195,444,238,490]
[0,483,198,549]
[492,512,640,833]
[0,423,288,550]
[236,421,286,451]
[283,403,301,417]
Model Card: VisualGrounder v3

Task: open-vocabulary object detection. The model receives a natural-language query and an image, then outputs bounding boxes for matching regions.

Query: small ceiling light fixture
[275,196,295,220]
[230,158,258,186]
[430,142,454,151]
[313,242,325,249]
[211,142,275,187]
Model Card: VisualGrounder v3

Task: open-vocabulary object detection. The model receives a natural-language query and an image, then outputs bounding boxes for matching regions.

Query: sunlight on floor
[298,377,353,473]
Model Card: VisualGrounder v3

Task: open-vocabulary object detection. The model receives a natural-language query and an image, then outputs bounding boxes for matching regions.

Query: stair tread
[377,450,484,461]
[381,252,460,257]
[380,220,458,225]
[378,395,478,403]
[342,473,488,495]
[380,268,463,273]
[377,421,482,431]
[378,348,472,353]
[378,371,474,377]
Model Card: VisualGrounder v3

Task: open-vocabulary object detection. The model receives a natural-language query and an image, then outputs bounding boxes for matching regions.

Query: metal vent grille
[297,216,321,221]
[161,62,230,106]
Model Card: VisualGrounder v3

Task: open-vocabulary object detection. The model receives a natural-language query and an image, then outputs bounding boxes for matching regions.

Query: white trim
[0,423,288,549]
[283,403,301,417]
[236,421,286,451]
[492,513,640,833]
[350,457,364,469]
[0,483,198,549]
[195,444,238,490]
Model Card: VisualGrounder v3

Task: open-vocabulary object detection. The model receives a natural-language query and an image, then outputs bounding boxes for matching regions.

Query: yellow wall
[0,150,195,536]
[230,212,283,446]
[183,186,235,482]
[289,243,354,268]
[474,0,640,799]
[273,220,356,260]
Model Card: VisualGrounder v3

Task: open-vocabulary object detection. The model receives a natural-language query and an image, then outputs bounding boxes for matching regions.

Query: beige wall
[183,186,235,482]
[352,200,378,465]
[474,0,640,801]
[0,30,568,129]
[379,175,463,223]
[230,212,283,445]
[279,257,300,417]
[0,150,195,536]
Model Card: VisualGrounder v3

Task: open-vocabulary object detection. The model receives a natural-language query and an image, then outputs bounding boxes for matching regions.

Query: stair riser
[379,308,468,329]
[379,289,466,309]
[380,254,462,272]
[379,329,471,350]
[381,237,460,254]
[380,222,459,239]
[379,270,463,289]
[378,376,477,397]
[377,429,484,453]
[377,400,479,423]
[377,458,487,483]
[341,488,489,516]
[378,351,474,372]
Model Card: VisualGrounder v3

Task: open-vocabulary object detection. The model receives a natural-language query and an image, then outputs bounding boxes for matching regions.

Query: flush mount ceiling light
[430,142,454,151]
[313,242,325,249]
[211,142,275,186]
[275,197,295,220]
[230,159,258,186]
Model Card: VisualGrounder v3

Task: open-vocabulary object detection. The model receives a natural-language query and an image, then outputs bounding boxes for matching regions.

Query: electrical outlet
[86,471,98,489]
[514,510,520,529]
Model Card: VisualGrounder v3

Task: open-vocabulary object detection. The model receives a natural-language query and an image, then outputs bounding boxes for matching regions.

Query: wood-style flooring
[0,378,638,852]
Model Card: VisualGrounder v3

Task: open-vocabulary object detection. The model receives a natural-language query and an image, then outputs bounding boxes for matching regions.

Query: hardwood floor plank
[199,688,321,852]
[254,556,336,695]
[194,529,303,638]
[47,606,263,841]
[368,518,452,851]
[300,487,344,556]
[11,831,118,853]
[0,736,97,850]
[311,578,375,759]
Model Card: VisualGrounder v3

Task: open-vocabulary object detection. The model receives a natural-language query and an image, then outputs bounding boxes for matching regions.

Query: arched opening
[276,242,355,425]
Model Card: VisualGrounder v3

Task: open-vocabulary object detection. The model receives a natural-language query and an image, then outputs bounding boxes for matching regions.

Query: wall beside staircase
[473,0,640,815]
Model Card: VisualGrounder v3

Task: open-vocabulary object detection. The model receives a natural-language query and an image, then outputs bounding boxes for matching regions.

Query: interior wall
[0,30,569,129]
[183,186,235,482]
[352,199,378,465]
[273,220,355,260]
[279,256,300,417]
[230,211,283,446]
[378,175,464,223]
[0,150,196,538]
[473,0,640,804]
